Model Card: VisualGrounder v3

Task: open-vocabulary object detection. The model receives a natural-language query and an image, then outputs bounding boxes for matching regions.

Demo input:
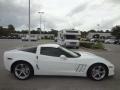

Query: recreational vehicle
[57,29,81,48]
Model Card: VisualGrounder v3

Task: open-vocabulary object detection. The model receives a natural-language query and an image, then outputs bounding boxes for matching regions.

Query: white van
[57,29,81,48]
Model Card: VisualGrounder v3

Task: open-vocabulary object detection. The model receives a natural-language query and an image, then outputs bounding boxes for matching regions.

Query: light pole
[28,0,31,42]
[97,24,100,31]
[38,11,44,40]
[44,19,45,31]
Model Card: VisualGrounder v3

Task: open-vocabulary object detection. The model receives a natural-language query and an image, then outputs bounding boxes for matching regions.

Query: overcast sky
[0,0,120,31]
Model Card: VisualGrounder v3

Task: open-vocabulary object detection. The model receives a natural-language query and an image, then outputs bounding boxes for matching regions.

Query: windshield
[65,35,78,40]
[60,46,80,57]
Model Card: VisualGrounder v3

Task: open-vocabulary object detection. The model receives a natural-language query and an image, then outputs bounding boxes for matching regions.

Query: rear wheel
[13,62,33,80]
[87,63,108,81]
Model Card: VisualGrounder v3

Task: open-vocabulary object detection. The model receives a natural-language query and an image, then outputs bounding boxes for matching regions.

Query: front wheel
[87,64,108,81]
[13,62,33,80]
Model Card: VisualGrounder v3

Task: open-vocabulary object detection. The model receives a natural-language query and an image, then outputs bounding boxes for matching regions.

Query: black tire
[87,63,108,81]
[13,62,33,80]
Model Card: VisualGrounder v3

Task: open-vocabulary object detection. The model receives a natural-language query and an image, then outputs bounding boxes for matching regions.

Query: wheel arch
[87,63,109,77]
[11,60,34,75]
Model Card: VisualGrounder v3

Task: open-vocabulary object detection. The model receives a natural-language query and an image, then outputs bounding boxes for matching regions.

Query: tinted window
[65,35,78,40]
[40,47,73,57]
[21,47,37,53]
[66,31,78,33]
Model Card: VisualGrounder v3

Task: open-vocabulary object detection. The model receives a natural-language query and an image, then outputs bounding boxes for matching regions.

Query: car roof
[39,44,60,48]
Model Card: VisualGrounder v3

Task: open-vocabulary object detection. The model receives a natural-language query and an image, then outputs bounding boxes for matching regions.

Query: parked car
[104,39,115,44]
[0,36,7,39]
[114,39,120,44]
[21,36,28,41]
[4,44,114,81]
[90,38,98,42]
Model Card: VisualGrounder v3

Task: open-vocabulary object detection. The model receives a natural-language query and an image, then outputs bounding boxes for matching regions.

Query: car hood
[5,49,19,53]
[75,51,113,66]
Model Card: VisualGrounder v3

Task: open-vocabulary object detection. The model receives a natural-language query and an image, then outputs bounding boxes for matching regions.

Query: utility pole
[38,12,44,40]
[97,24,100,31]
[28,0,31,42]
[43,19,45,31]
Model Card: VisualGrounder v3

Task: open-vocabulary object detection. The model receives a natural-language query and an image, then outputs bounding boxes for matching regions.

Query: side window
[21,47,37,53]
[29,47,37,53]
[40,47,60,57]
[40,47,73,57]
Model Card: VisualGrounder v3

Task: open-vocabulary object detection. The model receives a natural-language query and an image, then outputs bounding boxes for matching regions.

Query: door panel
[38,55,79,75]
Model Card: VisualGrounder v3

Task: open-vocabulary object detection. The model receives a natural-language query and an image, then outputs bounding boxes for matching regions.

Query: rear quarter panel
[4,50,37,74]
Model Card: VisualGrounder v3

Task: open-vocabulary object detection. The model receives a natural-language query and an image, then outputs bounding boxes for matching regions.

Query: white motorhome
[57,29,81,48]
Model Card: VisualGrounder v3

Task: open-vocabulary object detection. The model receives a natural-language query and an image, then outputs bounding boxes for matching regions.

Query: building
[19,34,54,39]
[87,32,114,40]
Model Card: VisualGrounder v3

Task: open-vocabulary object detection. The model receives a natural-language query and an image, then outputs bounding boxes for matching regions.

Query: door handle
[36,56,38,59]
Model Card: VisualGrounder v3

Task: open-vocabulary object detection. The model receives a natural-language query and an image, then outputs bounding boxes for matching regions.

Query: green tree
[81,31,88,38]
[89,29,96,33]
[97,30,104,33]
[111,25,120,39]
[0,25,16,36]
[8,24,15,32]
[31,30,39,34]
[0,26,9,36]
[105,30,110,33]
[50,29,58,37]
[21,30,28,34]
[0,26,3,36]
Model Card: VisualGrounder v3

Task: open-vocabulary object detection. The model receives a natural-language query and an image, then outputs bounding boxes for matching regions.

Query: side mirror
[60,55,67,60]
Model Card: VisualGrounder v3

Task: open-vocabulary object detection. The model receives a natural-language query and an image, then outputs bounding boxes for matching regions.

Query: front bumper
[108,66,115,76]
[65,42,79,47]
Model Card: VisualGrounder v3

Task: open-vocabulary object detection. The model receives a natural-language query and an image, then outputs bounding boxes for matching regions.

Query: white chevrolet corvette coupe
[4,44,114,81]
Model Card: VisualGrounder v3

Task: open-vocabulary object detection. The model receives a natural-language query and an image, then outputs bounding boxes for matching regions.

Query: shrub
[80,42,94,48]
[80,41,104,49]
[91,42,104,49]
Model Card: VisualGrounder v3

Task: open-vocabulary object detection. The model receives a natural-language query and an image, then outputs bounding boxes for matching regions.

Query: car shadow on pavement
[30,75,114,82]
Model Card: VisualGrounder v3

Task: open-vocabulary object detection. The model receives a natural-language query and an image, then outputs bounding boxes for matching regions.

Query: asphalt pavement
[0,39,120,90]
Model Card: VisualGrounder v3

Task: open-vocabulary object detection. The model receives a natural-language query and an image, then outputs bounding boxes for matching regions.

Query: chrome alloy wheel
[14,63,30,80]
[91,65,106,80]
